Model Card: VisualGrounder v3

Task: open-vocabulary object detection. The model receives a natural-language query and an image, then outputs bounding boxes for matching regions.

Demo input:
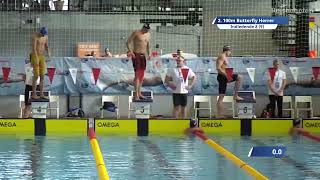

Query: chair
[101,95,120,119]
[217,96,236,118]
[128,95,135,118]
[295,96,313,118]
[48,95,60,118]
[282,96,294,118]
[19,95,25,118]
[194,95,212,119]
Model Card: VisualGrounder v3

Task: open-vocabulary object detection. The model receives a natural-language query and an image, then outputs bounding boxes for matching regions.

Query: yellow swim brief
[30,53,46,76]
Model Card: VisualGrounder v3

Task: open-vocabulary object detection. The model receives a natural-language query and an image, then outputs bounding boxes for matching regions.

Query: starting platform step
[132,91,153,103]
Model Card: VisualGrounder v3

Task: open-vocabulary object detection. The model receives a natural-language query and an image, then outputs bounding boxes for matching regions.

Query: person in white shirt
[23,63,40,118]
[165,56,196,119]
[267,59,286,118]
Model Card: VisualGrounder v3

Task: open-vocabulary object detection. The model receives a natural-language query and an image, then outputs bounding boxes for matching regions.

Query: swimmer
[216,45,243,118]
[184,118,204,136]
[126,23,151,100]
[30,27,50,99]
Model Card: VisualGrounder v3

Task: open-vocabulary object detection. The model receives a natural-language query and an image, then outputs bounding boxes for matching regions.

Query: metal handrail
[310,24,320,55]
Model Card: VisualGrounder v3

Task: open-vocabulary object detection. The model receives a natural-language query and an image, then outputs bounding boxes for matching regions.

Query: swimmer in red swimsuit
[126,23,151,100]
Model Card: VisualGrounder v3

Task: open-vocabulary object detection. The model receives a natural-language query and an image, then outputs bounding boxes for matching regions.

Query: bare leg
[173,106,180,119]
[134,76,140,100]
[31,75,39,99]
[217,94,225,118]
[138,80,146,99]
[234,75,243,100]
[139,72,146,99]
[180,106,187,119]
[39,75,46,98]
[23,105,31,118]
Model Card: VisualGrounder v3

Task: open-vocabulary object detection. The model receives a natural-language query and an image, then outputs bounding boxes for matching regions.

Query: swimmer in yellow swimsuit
[30,27,50,99]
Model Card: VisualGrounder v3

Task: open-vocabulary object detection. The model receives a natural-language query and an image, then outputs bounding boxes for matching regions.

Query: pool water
[0,135,96,180]
[0,134,319,180]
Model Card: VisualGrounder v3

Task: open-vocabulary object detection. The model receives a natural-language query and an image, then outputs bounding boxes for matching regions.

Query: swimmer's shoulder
[216,53,225,62]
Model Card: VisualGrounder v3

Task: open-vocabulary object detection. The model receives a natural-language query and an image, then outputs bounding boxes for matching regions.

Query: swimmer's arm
[0,77,24,83]
[280,78,286,91]
[164,75,176,88]
[17,73,26,82]
[142,77,162,86]
[292,79,320,88]
[45,37,50,57]
[216,57,226,76]
[267,79,278,94]
[147,40,151,57]
[7,78,24,83]
[189,74,196,87]
[32,36,39,61]
[164,75,173,84]
[126,32,135,52]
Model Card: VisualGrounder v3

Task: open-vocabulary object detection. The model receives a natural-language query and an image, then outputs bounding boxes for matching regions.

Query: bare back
[31,32,48,56]
[128,30,150,56]
[216,53,228,75]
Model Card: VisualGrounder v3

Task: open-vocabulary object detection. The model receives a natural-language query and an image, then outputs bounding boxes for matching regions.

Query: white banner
[160,68,168,84]
[69,68,78,84]
[246,68,256,83]
[289,67,299,83]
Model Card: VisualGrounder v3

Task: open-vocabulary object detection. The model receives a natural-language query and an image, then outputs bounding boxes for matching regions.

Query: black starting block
[131,91,154,136]
[236,91,256,119]
[132,91,153,103]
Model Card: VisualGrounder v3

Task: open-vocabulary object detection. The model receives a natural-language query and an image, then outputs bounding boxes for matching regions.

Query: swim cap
[190,118,198,128]
[223,45,231,52]
[293,118,302,127]
[142,23,150,30]
[39,27,48,35]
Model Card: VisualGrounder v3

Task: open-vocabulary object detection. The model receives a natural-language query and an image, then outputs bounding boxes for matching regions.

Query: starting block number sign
[132,91,153,119]
[238,104,254,115]
[237,91,256,119]
[31,102,48,118]
[135,105,151,115]
[133,102,151,119]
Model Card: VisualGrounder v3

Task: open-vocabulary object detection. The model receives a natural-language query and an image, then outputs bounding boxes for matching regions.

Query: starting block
[132,91,153,119]
[236,91,256,119]
[29,91,50,119]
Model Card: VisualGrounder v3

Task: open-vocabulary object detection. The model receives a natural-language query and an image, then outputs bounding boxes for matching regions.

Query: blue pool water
[0,134,319,180]
[0,135,96,180]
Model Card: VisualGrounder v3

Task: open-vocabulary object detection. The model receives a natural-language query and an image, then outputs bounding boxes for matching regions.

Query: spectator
[165,56,196,119]
[104,48,112,57]
[267,59,286,118]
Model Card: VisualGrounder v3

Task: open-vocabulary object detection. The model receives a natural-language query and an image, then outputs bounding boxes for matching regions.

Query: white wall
[1,95,319,118]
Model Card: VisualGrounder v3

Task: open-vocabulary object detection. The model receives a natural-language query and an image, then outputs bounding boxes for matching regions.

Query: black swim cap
[142,23,150,30]
[190,118,198,128]
[223,45,231,52]
[293,118,302,127]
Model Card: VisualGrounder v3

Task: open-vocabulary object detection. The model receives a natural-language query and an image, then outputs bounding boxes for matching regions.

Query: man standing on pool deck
[216,45,243,118]
[165,56,196,119]
[30,27,50,99]
[126,23,151,100]
[267,59,286,118]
